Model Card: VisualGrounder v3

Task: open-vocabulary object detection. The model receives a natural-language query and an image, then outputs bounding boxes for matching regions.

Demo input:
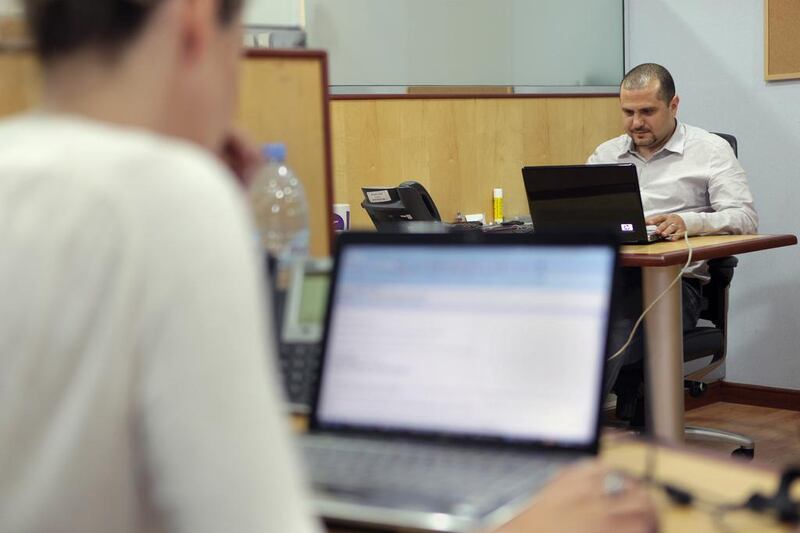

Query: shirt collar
[618,121,686,159]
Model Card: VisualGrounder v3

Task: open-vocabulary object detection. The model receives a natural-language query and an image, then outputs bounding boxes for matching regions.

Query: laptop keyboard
[301,436,563,513]
[279,342,322,412]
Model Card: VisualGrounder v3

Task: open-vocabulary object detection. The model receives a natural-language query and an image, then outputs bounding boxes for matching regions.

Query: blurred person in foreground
[0,1,657,532]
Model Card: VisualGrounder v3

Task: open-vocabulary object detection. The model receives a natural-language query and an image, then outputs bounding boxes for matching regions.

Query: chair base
[685,425,755,459]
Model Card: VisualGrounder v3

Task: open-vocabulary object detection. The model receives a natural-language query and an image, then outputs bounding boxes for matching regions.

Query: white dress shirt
[588,122,758,279]
[0,114,321,533]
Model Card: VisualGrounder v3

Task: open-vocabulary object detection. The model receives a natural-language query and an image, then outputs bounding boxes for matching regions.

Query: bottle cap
[493,188,503,197]
[263,143,287,162]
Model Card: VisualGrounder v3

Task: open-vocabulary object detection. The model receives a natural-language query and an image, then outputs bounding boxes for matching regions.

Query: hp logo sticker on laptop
[620,223,634,232]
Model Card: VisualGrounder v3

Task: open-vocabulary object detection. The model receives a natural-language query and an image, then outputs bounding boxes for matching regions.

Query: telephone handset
[398,181,441,221]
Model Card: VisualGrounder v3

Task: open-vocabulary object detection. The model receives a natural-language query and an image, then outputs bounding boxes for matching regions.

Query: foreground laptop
[300,232,618,532]
[522,163,661,244]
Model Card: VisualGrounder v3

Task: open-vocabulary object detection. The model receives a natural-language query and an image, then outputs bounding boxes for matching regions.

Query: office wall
[306,0,623,89]
[243,0,302,27]
[237,52,332,258]
[627,1,800,389]
[0,49,333,258]
[331,96,622,229]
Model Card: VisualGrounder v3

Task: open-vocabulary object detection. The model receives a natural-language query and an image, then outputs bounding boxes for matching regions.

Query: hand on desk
[493,462,658,533]
[646,214,687,240]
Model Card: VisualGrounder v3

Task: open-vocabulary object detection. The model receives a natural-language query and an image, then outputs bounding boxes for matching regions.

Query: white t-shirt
[0,114,320,533]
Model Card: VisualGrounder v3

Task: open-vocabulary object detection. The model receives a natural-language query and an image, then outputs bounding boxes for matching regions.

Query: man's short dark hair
[24,0,243,64]
[621,63,676,105]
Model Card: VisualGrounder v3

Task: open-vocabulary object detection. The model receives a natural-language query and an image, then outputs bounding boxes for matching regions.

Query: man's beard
[632,131,656,146]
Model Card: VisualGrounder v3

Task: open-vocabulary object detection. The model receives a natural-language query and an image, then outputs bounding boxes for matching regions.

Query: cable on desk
[607,231,694,362]
[641,446,797,532]
[604,437,800,531]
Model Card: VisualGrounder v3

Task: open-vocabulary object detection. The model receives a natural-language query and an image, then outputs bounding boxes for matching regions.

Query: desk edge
[619,234,798,267]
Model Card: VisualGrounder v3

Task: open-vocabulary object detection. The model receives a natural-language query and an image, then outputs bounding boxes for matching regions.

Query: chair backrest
[711,132,738,157]
[683,256,738,380]
[681,134,740,382]
[702,130,738,328]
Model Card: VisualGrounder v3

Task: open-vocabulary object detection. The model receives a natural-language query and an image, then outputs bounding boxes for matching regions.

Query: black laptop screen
[315,241,614,448]
[523,163,650,242]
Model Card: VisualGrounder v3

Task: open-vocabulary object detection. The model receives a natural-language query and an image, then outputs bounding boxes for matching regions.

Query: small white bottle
[493,188,504,224]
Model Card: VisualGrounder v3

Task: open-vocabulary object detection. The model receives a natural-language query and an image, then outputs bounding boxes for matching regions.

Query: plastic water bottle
[250,143,309,272]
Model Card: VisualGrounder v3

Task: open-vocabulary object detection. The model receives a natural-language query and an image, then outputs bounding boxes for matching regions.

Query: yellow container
[493,188,503,224]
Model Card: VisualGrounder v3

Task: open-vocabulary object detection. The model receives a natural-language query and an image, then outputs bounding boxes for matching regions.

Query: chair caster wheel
[732,447,754,460]
[687,381,707,398]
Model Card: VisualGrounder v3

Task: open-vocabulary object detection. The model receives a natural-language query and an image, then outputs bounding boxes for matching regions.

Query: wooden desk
[603,437,792,533]
[619,234,798,443]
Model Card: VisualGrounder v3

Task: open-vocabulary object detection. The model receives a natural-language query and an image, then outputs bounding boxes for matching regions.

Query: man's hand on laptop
[493,462,658,533]
[646,214,687,240]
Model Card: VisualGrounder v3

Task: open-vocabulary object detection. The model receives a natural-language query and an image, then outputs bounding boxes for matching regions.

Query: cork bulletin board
[765,0,800,80]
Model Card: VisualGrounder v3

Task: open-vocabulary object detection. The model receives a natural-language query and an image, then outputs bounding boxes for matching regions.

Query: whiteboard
[306,0,623,89]
[244,0,304,28]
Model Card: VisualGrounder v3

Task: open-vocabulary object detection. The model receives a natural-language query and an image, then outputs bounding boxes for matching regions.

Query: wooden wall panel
[0,15,30,47]
[0,48,334,258]
[331,96,623,229]
[0,51,39,117]
[236,51,333,258]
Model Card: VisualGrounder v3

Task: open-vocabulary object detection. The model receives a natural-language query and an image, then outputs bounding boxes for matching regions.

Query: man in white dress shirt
[588,63,758,417]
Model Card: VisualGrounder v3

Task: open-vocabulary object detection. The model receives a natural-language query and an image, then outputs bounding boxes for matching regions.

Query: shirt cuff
[679,212,703,235]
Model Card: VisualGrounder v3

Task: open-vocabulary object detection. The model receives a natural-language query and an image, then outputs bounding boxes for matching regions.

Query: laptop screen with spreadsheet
[314,236,615,449]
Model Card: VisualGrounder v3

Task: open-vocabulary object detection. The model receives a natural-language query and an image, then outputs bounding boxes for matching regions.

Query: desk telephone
[272,257,332,413]
[361,181,441,230]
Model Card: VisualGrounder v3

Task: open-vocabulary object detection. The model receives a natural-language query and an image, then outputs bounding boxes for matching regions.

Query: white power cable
[607,231,694,362]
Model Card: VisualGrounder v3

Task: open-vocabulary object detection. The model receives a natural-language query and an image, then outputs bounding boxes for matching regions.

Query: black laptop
[522,163,661,244]
[299,231,618,532]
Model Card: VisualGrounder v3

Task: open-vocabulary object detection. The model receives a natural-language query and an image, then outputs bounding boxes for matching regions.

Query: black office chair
[685,131,741,397]
[681,132,754,458]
